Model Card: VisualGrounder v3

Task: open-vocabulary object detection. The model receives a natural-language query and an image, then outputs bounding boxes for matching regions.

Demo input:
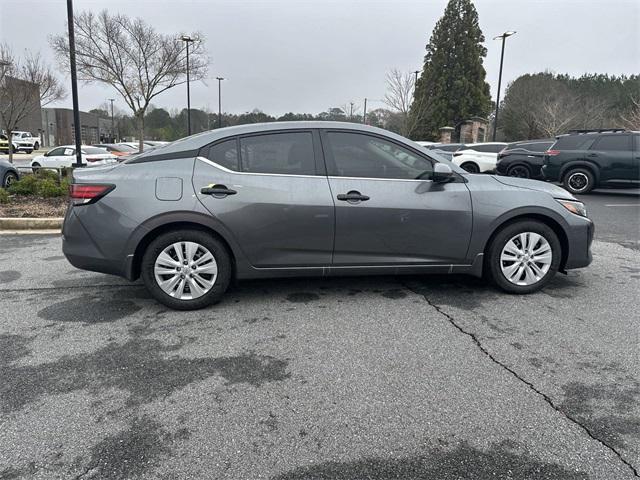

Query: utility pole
[180,35,195,135]
[349,102,354,120]
[108,98,115,142]
[216,77,224,128]
[363,98,367,124]
[492,31,516,141]
[67,0,83,168]
[413,70,420,85]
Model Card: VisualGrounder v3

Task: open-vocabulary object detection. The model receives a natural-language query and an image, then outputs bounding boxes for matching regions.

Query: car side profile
[62,122,593,310]
[542,129,640,194]
[495,139,554,179]
[452,142,508,173]
[31,145,118,170]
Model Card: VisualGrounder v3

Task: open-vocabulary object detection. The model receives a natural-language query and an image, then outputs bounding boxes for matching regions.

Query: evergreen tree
[409,0,491,140]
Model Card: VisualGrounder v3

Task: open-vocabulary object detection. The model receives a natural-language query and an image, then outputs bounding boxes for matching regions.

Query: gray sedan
[0,160,19,188]
[62,122,593,310]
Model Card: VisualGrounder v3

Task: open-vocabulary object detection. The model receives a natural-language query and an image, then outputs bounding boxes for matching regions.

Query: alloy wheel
[154,241,218,300]
[508,165,530,178]
[567,172,589,193]
[500,232,552,286]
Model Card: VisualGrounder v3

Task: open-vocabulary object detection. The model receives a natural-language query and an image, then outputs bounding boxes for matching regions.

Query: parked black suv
[542,129,640,194]
[495,139,554,179]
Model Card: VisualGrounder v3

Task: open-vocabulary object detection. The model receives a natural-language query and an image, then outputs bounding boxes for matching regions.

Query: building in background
[0,76,42,136]
[41,108,114,147]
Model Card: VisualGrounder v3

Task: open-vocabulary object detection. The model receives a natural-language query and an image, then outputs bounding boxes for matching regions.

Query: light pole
[180,35,195,135]
[363,98,367,124]
[108,98,115,142]
[216,77,224,128]
[67,0,83,168]
[492,31,516,141]
[413,70,420,85]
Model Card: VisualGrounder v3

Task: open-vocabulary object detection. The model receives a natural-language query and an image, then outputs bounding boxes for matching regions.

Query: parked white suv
[452,142,507,173]
[11,131,41,153]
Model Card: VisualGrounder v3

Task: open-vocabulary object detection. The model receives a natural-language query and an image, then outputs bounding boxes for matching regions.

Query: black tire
[141,229,232,310]
[31,162,41,174]
[25,149,33,154]
[461,162,480,173]
[563,167,595,194]
[486,220,561,294]
[3,172,18,189]
[507,164,531,178]
[33,142,39,150]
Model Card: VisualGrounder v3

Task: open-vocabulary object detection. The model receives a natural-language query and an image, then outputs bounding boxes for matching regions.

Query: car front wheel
[3,172,18,188]
[461,162,480,173]
[487,220,561,294]
[507,164,531,178]
[141,229,232,310]
[563,168,595,194]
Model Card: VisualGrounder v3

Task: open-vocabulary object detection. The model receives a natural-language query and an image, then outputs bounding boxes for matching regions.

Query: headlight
[556,199,588,217]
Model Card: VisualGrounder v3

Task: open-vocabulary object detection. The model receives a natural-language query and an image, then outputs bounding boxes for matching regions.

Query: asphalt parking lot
[0,192,638,479]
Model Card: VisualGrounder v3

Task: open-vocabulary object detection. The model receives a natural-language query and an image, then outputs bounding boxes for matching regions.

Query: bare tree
[383,69,420,136]
[620,96,640,130]
[50,10,208,152]
[0,43,66,162]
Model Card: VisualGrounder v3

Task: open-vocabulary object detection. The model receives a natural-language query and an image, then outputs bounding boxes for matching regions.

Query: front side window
[63,148,74,156]
[591,135,630,152]
[240,132,315,175]
[205,138,239,171]
[326,132,433,180]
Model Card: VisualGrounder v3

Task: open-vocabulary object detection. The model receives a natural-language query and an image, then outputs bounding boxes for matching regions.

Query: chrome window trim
[196,156,323,179]
[327,175,434,183]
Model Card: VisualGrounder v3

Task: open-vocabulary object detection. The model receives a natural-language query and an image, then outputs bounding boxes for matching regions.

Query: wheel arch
[559,161,600,184]
[126,212,245,281]
[483,212,569,272]
[460,161,480,172]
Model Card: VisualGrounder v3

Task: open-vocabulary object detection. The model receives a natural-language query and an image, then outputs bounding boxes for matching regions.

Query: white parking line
[604,204,640,207]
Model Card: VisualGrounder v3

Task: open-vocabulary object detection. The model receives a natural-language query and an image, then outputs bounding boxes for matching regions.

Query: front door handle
[337,191,370,203]
[201,184,237,196]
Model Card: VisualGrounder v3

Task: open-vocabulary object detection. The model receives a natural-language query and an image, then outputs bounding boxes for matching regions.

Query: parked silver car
[62,122,593,310]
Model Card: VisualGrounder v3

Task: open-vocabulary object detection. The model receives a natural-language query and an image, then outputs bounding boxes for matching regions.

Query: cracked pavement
[0,201,639,478]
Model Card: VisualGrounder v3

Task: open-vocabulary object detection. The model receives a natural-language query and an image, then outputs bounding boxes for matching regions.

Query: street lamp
[108,98,115,142]
[216,77,224,128]
[413,70,420,85]
[179,35,195,135]
[492,31,516,141]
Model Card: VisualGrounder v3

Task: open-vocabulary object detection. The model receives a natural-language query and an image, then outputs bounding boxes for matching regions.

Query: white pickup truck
[11,131,41,153]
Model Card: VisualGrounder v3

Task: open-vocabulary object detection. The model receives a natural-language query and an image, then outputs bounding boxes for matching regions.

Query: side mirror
[432,163,454,183]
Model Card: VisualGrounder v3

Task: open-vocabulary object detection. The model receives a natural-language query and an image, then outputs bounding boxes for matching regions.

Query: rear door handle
[337,191,370,202]
[201,184,237,196]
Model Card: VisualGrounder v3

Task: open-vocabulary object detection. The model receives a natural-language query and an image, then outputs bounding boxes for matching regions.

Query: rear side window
[239,132,315,175]
[205,139,239,171]
[590,135,631,152]
[553,135,596,150]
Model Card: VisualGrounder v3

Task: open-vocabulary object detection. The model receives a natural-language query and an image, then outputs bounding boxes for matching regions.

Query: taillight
[85,156,101,163]
[69,184,114,205]
[545,150,560,156]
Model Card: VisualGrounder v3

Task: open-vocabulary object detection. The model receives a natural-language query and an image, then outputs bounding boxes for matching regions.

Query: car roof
[132,121,432,158]
[465,142,507,147]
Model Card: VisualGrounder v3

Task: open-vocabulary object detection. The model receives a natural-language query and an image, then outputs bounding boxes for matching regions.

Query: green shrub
[36,169,60,181]
[7,175,39,195]
[0,188,9,204]
[37,179,67,198]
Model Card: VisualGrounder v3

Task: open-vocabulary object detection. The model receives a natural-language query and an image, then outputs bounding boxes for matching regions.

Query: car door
[193,130,335,268]
[588,134,634,184]
[321,130,473,266]
[48,147,75,168]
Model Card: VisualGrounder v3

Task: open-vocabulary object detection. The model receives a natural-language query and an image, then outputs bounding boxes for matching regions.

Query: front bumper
[564,217,594,270]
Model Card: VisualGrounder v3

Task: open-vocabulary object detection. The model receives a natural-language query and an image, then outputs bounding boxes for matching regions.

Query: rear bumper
[62,207,133,279]
[564,217,594,270]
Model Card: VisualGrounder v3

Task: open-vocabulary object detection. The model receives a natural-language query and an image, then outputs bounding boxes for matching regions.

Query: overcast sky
[2,0,639,116]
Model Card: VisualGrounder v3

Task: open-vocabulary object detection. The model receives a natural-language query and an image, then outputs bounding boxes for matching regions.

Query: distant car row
[28,141,169,170]
[420,129,639,194]
[0,131,41,154]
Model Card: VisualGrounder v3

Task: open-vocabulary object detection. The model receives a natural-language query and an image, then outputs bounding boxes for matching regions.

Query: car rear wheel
[563,168,594,194]
[461,162,480,173]
[33,142,39,150]
[507,164,531,178]
[2,172,18,188]
[31,162,41,173]
[487,220,561,294]
[141,229,232,310]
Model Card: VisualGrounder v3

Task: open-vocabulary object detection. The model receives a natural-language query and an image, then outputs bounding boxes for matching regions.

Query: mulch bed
[0,195,68,218]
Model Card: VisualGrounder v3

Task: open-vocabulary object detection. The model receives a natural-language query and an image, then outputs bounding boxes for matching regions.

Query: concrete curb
[0,217,63,231]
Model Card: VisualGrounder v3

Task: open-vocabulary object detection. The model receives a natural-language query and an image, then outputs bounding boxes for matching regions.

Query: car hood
[491,175,576,200]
